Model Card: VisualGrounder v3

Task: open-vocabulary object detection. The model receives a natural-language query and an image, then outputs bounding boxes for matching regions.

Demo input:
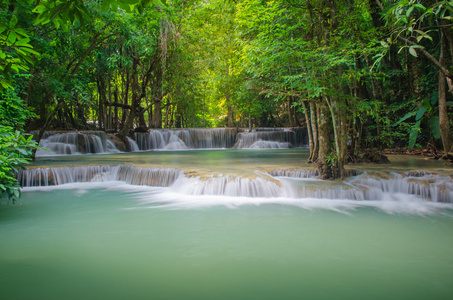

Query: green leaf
[101,0,111,12]
[121,0,141,4]
[414,4,426,11]
[409,46,418,57]
[406,6,414,16]
[415,107,427,120]
[429,116,441,139]
[15,38,31,46]
[7,32,17,45]
[9,15,18,28]
[423,98,432,110]
[393,111,417,126]
[408,120,421,148]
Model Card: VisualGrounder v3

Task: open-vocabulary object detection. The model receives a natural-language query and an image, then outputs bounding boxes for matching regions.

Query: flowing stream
[2,143,453,299]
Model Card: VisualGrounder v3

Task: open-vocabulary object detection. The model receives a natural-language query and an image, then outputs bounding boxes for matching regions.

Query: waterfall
[16,165,185,187]
[134,128,238,150]
[17,166,453,203]
[269,169,320,178]
[33,128,307,154]
[35,131,119,156]
[171,175,282,197]
[127,137,140,152]
[349,172,453,203]
[233,128,307,149]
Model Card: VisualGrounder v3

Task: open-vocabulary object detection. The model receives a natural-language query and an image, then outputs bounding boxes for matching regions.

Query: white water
[135,128,238,150]
[34,128,308,155]
[126,137,140,152]
[16,165,184,187]
[234,130,297,149]
[36,131,120,156]
[17,165,453,215]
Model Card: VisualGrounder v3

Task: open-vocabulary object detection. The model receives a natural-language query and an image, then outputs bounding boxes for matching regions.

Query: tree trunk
[317,101,333,179]
[97,76,105,130]
[325,97,345,178]
[114,88,119,131]
[152,99,162,128]
[117,57,140,151]
[121,71,130,130]
[226,64,234,127]
[226,90,233,127]
[439,28,452,153]
[288,97,295,127]
[310,101,319,163]
[302,101,314,162]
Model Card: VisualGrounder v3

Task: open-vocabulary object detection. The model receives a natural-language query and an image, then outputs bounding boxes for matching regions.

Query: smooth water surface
[28,148,453,176]
[1,185,453,300]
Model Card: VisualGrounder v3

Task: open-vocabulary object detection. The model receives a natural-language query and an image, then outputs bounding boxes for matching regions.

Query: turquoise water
[29,148,453,175]
[1,149,453,299]
[1,186,453,300]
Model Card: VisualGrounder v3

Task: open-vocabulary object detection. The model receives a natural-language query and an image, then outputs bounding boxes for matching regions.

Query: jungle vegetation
[1,0,452,199]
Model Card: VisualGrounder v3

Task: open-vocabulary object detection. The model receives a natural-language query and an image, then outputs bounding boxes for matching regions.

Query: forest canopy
[0,0,452,189]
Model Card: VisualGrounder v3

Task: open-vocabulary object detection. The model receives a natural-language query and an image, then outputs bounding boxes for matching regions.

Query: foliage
[0,88,36,129]
[0,125,40,202]
[0,0,451,183]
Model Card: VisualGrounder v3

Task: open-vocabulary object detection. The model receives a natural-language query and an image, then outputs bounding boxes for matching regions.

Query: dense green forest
[1,0,453,197]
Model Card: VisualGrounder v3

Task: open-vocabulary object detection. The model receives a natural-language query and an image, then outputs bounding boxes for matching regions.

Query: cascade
[33,128,307,155]
[134,128,238,150]
[171,175,282,197]
[268,169,320,178]
[16,165,453,203]
[127,137,140,152]
[16,165,184,187]
[233,128,307,149]
[35,131,119,156]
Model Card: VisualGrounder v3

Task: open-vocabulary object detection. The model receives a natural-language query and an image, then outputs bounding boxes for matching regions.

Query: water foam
[17,165,453,215]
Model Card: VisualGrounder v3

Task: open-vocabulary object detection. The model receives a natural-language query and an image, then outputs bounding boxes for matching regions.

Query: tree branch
[397,36,452,79]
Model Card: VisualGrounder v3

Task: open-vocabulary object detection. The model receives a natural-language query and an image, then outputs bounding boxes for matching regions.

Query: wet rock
[134,127,148,133]
[76,133,88,154]
[108,134,127,152]
[359,150,390,164]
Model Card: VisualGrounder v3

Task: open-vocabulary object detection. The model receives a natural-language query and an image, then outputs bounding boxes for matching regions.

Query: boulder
[107,134,127,152]
[359,150,390,164]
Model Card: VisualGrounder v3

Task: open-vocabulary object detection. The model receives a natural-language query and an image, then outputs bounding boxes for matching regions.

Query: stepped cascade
[234,128,307,149]
[34,128,308,155]
[16,165,453,203]
[34,131,120,156]
[16,165,184,187]
[135,128,239,150]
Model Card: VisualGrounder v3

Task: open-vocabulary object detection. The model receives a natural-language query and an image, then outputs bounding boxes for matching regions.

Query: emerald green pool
[1,149,453,299]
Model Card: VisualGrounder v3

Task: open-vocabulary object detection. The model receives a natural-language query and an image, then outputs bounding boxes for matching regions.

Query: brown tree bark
[301,101,314,162]
[317,101,333,179]
[310,101,319,163]
[152,99,163,129]
[439,29,452,153]
[226,64,234,127]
